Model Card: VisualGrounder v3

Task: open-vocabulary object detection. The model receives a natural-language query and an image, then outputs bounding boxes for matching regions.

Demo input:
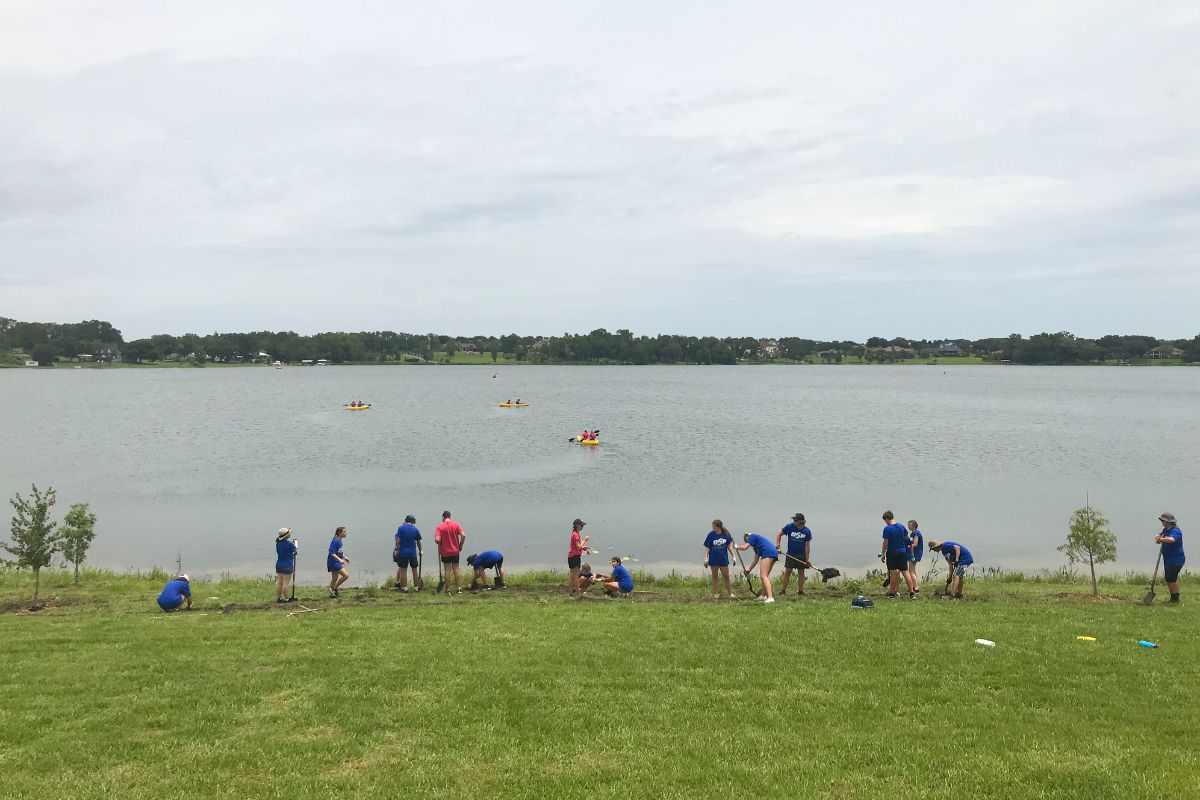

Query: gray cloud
[1,0,1198,339]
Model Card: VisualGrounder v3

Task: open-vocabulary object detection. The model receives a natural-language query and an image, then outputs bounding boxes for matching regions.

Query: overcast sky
[2,1,1197,340]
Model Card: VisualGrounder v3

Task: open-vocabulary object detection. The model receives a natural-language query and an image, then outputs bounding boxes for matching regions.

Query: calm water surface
[1,365,1196,582]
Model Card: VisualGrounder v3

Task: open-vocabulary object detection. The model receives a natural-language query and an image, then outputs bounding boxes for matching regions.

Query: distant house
[316,358,329,366]
[1145,345,1184,359]
[300,359,315,366]
[758,339,780,358]
[531,338,550,351]
[75,353,94,362]
[24,360,38,368]
[250,351,271,363]
[936,342,963,357]
[456,341,479,353]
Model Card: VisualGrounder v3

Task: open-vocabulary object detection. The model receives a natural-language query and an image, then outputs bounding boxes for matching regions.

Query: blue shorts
[276,564,294,575]
[618,583,634,594]
[158,599,182,612]
[328,559,346,573]
[1164,563,1183,583]
[708,560,730,569]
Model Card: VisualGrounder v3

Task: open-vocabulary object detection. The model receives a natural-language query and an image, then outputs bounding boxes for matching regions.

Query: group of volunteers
[152,509,1185,610]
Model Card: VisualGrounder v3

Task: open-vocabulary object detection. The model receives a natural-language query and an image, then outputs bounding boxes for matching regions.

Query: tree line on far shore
[2,316,1199,367]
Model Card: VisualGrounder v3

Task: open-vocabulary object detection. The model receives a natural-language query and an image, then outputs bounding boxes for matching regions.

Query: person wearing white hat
[156,574,191,612]
[1155,513,1185,603]
[275,528,298,603]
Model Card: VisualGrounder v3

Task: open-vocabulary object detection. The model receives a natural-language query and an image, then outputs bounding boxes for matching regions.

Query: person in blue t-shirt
[393,515,423,593]
[929,539,973,599]
[156,574,192,612]
[466,550,506,590]
[327,526,351,598]
[1155,512,1185,603]
[775,512,813,597]
[906,519,924,595]
[597,557,634,596]
[275,527,299,603]
[703,519,736,599]
[736,532,779,603]
[879,511,917,599]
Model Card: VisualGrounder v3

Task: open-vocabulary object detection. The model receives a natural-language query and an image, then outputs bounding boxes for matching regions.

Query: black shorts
[478,558,503,570]
[886,551,908,571]
[394,555,418,569]
[441,555,460,565]
[783,554,808,571]
[568,555,582,570]
[1164,563,1183,583]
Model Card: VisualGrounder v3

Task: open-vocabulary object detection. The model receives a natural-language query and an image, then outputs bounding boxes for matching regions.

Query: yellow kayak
[345,404,371,410]
[573,436,599,446]
[498,403,529,407]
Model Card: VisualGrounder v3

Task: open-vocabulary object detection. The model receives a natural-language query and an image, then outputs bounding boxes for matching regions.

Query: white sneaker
[759,596,775,603]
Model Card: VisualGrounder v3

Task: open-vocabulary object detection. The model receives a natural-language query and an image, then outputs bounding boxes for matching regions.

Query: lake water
[1,365,1195,583]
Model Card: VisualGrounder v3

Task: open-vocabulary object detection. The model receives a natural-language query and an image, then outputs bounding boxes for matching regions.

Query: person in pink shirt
[568,518,590,598]
[434,510,466,594]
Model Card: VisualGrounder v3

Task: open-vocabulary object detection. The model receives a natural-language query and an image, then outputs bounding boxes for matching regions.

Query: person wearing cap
[775,513,813,596]
[906,519,923,595]
[275,528,298,603]
[880,511,917,599]
[156,574,192,612]
[929,539,972,599]
[327,526,351,598]
[434,511,466,594]
[736,532,778,603]
[466,550,506,590]
[568,518,591,598]
[1155,513,1185,603]
[393,515,422,592]
[703,519,735,599]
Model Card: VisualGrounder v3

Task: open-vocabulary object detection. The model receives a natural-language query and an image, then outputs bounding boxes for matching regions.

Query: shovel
[1143,552,1162,606]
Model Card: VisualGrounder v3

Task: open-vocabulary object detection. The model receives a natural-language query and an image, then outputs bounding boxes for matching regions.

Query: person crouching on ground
[275,527,298,603]
[906,519,923,595]
[466,550,506,590]
[880,511,917,599]
[327,526,351,598]
[776,512,812,596]
[578,562,597,592]
[568,518,590,598]
[929,539,973,599]
[394,514,422,592]
[1156,512,1185,603]
[596,557,634,597]
[157,574,192,612]
[704,519,735,599]
[737,532,779,603]
[434,510,466,594]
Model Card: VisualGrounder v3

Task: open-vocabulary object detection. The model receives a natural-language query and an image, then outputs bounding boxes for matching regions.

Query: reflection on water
[1,365,1196,581]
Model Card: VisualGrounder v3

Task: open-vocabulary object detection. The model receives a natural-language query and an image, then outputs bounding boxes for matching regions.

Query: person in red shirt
[434,510,466,594]
[568,518,590,598]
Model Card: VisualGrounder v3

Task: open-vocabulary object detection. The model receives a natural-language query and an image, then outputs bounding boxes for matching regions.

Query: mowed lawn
[0,577,1195,800]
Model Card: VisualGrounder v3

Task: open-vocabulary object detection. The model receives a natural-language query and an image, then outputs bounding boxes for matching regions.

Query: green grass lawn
[0,569,1195,799]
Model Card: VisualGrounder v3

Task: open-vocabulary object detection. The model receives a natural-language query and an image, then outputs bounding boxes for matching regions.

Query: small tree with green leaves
[60,502,97,585]
[1059,506,1117,596]
[4,485,59,601]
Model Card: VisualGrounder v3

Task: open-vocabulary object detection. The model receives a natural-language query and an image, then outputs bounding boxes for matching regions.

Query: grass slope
[0,570,1195,799]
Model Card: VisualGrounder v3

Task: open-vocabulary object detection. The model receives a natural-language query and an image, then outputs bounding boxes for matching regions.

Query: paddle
[1143,552,1162,606]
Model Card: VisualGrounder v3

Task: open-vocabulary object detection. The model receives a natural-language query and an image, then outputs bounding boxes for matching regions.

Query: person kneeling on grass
[929,540,972,599]
[327,526,351,598]
[737,532,778,603]
[595,557,634,597]
[467,550,506,590]
[275,527,298,603]
[157,574,192,612]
